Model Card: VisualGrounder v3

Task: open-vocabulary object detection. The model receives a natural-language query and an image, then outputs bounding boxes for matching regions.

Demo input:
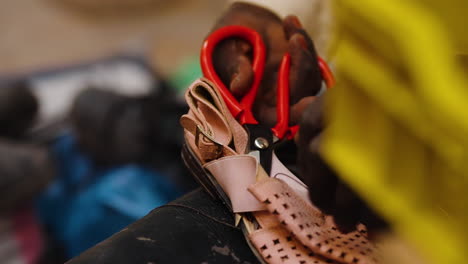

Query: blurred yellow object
[322,0,468,263]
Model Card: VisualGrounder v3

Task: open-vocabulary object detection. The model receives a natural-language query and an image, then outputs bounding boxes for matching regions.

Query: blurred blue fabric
[37,133,182,257]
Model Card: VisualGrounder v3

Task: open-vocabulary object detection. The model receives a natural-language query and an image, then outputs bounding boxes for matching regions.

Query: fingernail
[290,16,303,28]
[295,34,308,49]
[231,72,239,82]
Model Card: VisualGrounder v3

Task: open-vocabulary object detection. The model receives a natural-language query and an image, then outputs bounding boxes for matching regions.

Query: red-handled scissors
[200,25,334,140]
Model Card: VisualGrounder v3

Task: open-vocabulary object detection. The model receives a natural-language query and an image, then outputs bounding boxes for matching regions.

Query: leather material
[249,226,336,264]
[204,155,266,213]
[181,78,256,213]
[252,211,281,229]
[270,152,310,203]
[180,78,248,162]
[249,178,377,264]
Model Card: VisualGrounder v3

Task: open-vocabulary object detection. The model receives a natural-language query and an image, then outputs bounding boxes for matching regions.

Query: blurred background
[0,0,223,75]
[1,1,467,264]
[0,0,226,263]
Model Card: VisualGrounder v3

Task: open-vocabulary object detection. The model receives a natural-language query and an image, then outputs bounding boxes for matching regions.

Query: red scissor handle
[275,56,334,139]
[271,53,292,139]
[201,25,335,140]
[201,25,265,125]
[318,57,335,88]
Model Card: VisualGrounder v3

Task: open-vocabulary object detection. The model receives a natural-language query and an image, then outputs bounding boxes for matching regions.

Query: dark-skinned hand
[212,3,388,235]
[297,94,388,236]
[211,2,322,127]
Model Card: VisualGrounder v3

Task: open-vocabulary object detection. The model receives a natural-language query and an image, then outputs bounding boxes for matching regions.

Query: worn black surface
[67,188,259,264]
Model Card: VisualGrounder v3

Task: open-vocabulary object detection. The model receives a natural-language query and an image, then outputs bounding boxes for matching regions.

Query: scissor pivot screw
[254,137,269,150]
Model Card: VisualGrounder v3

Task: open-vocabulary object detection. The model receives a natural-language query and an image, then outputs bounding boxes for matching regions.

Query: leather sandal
[180,78,378,264]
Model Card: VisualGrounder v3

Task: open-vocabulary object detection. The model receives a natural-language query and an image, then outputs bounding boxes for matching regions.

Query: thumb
[290,96,317,125]
[229,55,254,98]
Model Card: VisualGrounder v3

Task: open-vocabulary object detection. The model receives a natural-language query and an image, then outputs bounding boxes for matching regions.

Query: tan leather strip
[180,78,248,162]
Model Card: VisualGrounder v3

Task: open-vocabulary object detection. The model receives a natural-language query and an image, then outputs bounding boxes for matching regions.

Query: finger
[236,38,252,54]
[297,98,337,212]
[299,139,338,215]
[257,105,278,127]
[283,16,315,51]
[288,33,322,103]
[332,182,363,233]
[298,96,324,136]
[283,15,302,33]
[230,55,254,98]
[360,206,389,237]
[290,96,316,125]
[284,15,322,102]
[212,38,253,94]
[283,15,303,40]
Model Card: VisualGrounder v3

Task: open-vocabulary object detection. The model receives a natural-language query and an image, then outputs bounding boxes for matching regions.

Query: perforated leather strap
[249,178,378,264]
[249,226,338,264]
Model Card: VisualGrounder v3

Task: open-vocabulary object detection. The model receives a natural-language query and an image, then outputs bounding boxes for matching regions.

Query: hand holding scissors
[201,25,334,140]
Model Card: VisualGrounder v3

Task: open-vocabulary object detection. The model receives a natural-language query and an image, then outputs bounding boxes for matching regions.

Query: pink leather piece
[249,178,378,264]
[204,155,266,213]
[249,226,338,264]
[270,152,310,202]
